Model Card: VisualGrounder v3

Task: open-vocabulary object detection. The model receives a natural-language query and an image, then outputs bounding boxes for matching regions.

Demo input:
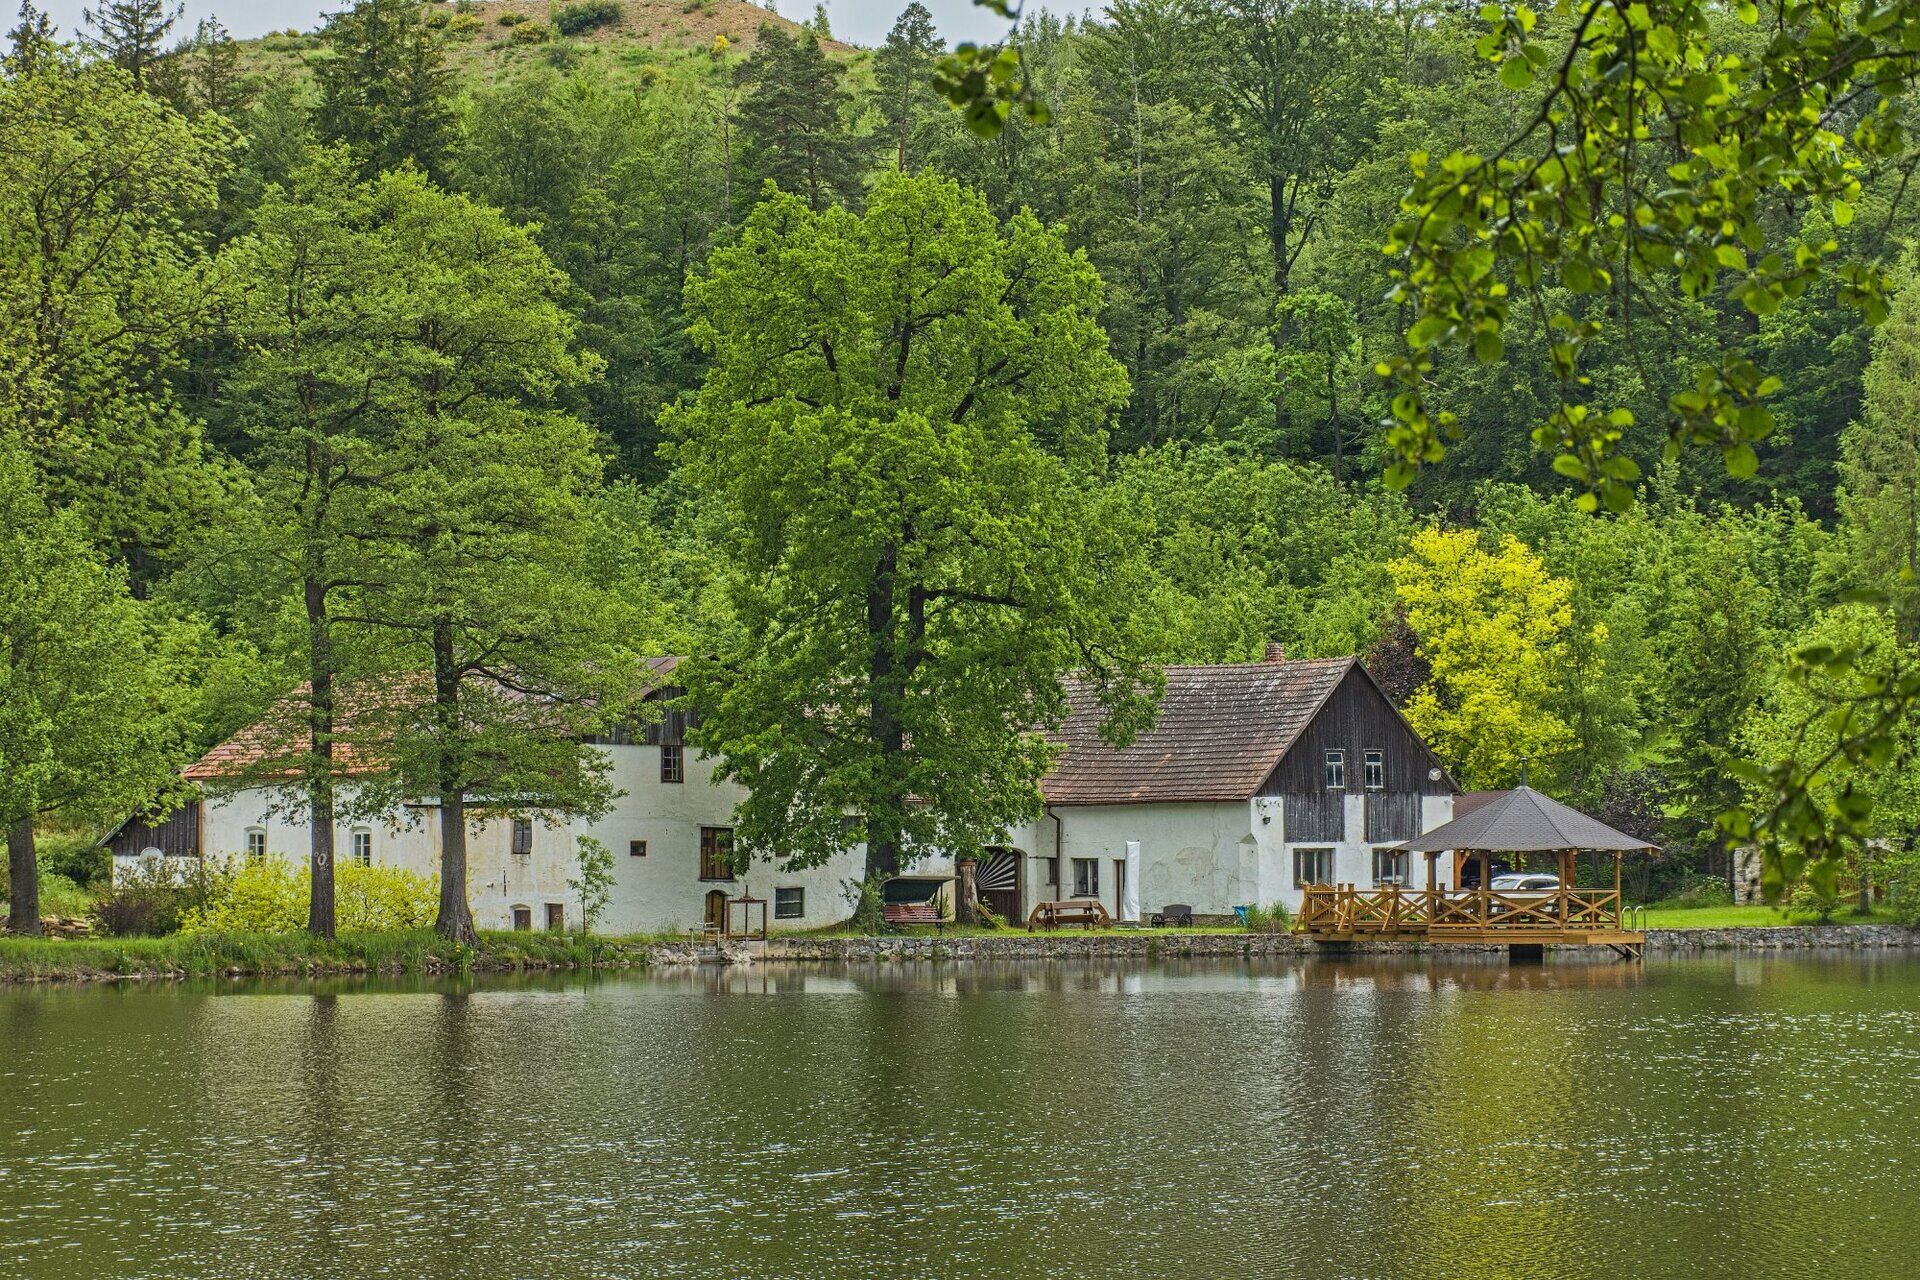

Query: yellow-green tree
[1389,528,1579,789]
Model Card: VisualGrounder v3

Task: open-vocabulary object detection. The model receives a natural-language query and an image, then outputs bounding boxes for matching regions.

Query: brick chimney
[1264,642,1287,664]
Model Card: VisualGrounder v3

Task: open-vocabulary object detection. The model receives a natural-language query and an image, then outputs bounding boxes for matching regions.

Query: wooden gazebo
[1296,785,1654,959]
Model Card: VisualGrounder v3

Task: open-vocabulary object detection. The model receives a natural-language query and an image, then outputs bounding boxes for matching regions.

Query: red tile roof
[184,659,689,782]
[185,654,1365,807]
[1040,658,1356,805]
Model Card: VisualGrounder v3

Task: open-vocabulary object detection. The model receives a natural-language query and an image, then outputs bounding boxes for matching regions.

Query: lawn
[1639,903,1900,929]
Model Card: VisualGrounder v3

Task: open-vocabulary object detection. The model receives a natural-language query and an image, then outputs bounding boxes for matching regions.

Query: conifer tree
[737,23,865,212]
[314,0,456,182]
[79,0,180,88]
[874,3,944,171]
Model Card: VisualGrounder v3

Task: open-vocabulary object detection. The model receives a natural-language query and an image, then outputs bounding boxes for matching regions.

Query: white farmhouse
[108,651,1457,933]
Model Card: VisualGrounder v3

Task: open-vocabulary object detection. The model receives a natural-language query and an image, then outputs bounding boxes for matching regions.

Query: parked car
[1489,873,1562,917]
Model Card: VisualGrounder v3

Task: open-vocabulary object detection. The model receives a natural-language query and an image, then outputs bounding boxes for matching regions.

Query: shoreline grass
[0,928,657,983]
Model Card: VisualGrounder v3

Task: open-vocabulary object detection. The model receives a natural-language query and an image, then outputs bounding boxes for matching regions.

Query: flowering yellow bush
[181,857,438,934]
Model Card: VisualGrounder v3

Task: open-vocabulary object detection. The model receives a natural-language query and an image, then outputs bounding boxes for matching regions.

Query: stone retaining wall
[1643,923,1920,952]
[645,923,1920,965]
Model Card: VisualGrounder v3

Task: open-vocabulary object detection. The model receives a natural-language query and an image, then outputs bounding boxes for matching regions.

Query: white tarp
[1122,840,1141,922]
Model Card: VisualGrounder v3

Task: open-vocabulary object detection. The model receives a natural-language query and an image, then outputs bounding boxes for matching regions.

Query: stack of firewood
[0,916,92,939]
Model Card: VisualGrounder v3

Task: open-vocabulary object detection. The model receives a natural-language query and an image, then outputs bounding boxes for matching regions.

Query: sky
[38,0,1026,50]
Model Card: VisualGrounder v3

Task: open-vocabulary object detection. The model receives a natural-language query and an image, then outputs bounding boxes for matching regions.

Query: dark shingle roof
[1041,658,1355,805]
[1396,786,1658,853]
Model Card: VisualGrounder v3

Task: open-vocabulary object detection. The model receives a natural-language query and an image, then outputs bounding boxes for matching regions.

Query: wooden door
[704,889,727,930]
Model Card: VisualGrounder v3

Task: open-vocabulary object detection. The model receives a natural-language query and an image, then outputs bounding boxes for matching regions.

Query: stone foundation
[645,923,1920,965]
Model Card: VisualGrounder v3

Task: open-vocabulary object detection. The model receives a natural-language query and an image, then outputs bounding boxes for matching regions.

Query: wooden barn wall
[108,805,201,859]
[1260,672,1451,798]
[1283,791,1346,842]
[1364,793,1421,842]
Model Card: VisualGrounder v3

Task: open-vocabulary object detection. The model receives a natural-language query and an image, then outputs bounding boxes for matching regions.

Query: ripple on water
[2,954,1919,1279]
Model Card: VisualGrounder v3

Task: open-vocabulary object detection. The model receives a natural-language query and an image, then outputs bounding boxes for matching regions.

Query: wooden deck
[1296,885,1645,959]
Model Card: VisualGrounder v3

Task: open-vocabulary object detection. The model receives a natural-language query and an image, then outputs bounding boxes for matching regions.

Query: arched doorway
[703,888,728,932]
[976,848,1021,924]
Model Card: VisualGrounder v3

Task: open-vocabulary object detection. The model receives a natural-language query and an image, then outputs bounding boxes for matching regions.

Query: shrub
[554,0,622,35]
[39,832,109,888]
[181,857,438,933]
[1789,879,1844,924]
[449,12,480,35]
[1654,876,1734,911]
[1881,848,1920,927]
[510,20,550,43]
[498,11,527,24]
[91,857,207,937]
[1241,901,1292,933]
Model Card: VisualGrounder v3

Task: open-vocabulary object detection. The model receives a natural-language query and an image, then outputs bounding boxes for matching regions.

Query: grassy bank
[0,929,656,982]
[1639,903,1899,929]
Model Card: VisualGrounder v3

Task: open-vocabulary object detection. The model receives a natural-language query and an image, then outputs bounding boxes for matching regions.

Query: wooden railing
[1296,884,1629,935]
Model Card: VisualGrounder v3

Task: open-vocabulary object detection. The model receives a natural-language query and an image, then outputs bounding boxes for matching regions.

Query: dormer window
[1324,750,1345,790]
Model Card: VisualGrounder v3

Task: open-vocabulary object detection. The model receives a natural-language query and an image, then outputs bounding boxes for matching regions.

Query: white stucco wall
[197,743,949,934]
[999,791,1459,922]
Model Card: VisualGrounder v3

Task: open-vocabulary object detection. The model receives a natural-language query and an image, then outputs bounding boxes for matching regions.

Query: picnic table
[1026,899,1111,931]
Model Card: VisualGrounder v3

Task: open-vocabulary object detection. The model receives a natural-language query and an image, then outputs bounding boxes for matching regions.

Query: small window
[351,830,372,867]
[1371,846,1409,886]
[629,839,647,858]
[775,887,805,919]
[661,744,684,783]
[1045,856,1060,888]
[245,827,266,862]
[1324,751,1345,790]
[1294,847,1335,888]
[699,826,735,880]
[512,906,532,932]
[545,903,565,931]
[511,817,533,856]
[1364,749,1385,791]
[1072,857,1100,897]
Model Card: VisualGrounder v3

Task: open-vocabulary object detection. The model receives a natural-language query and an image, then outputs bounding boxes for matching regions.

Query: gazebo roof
[1396,785,1657,854]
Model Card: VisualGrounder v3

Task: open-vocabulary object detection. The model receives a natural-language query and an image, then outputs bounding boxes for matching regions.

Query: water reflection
[2,954,1918,1279]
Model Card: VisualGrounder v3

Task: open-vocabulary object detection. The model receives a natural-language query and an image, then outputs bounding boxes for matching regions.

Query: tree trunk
[955,855,979,926]
[1268,175,1292,447]
[431,616,477,947]
[435,787,477,946]
[305,575,337,940]
[6,814,39,936]
[864,542,906,885]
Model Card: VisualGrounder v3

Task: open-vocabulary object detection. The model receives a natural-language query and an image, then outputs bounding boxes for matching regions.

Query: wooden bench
[1026,899,1111,931]
[883,902,944,930]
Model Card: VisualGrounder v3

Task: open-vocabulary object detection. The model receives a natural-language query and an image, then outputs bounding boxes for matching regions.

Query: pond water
[3,953,1918,1279]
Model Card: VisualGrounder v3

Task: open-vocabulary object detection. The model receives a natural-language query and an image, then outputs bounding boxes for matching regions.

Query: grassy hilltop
[240,0,860,87]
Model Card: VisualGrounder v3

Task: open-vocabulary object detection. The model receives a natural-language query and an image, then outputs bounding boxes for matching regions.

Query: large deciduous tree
[1388,527,1580,789]
[215,149,420,939]
[322,172,636,947]
[669,173,1161,894]
[1839,263,1920,644]
[0,41,234,574]
[0,443,193,935]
